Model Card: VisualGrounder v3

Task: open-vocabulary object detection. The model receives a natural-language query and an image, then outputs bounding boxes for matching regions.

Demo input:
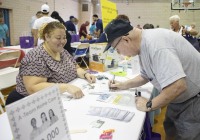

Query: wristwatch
[146,100,152,110]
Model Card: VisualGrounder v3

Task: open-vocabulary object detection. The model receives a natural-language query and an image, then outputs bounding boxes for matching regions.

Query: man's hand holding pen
[109,75,127,91]
[109,75,117,91]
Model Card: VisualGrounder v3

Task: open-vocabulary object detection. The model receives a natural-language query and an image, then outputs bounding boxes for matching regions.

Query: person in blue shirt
[89,22,96,37]
[92,14,103,38]
[0,17,9,47]
[65,16,76,34]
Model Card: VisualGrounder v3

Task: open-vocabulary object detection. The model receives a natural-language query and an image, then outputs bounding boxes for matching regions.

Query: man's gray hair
[169,15,180,21]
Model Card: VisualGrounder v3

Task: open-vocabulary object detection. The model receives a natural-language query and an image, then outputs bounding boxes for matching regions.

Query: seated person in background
[183,23,199,37]
[6,21,96,105]
[92,14,103,38]
[143,23,154,29]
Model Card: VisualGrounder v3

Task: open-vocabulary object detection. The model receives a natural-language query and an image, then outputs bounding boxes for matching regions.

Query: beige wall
[56,0,80,21]
[116,2,200,31]
[1,0,81,45]
[1,0,54,45]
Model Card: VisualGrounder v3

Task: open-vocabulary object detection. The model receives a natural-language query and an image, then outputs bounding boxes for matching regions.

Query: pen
[111,75,115,84]
[109,75,115,91]
[135,89,141,97]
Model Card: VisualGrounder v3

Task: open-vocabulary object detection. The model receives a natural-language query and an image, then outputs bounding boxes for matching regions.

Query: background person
[92,14,103,38]
[0,16,9,47]
[32,4,57,46]
[6,22,96,105]
[169,15,200,52]
[89,22,96,37]
[50,11,73,55]
[30,11,43,36]
[143,23,154,29]
[79,21,90,39]
[169,15,183,35]
[104,19,200,140]
[183,23,199,37]
[65,16,76,34]
[73,17,79,35]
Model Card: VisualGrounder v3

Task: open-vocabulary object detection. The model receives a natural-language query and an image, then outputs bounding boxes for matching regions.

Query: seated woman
[6,21,96,105]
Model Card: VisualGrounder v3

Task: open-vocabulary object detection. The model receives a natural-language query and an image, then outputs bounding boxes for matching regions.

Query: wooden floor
[1,86,166,140]
[152,107,166,140]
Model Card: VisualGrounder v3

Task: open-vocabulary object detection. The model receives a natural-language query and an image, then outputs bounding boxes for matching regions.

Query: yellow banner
[100,0,118,29]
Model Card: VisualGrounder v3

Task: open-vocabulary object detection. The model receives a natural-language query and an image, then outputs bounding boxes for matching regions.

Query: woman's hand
[109,80,128,90]
[66,84,84,99]
[84,73,96,83]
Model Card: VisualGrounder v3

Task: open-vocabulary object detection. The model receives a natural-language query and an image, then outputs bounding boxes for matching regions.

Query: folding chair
[73,43,90,69]
[0,67,19,112]
[0,49,21,69]
[0,92,5,113]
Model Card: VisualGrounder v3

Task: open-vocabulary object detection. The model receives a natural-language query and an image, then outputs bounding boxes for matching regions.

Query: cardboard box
[89,43,119,72]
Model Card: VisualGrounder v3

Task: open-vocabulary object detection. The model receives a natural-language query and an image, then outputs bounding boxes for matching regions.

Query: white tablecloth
[4,45,33,54]
[0,68,153,140]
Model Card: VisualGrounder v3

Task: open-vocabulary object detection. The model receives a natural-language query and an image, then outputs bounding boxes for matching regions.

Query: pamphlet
[97,93,135,106]
[87,106,135,122]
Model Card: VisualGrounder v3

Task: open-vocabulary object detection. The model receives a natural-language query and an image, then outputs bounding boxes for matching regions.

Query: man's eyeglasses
[109,34,129,53]
[111,37,122,52]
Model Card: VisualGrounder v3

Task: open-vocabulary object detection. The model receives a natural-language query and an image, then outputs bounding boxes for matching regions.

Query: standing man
[65,16,76,34]
[169,15,199,36]
[79,21,90,39]
[32,4,57,46]
[92,14,103,38]
[104,19,200,140]
[169,15,183,34]
[30,11,43,36]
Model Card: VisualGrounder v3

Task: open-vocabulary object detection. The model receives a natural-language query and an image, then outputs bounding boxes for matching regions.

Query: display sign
[101,0,118,28]
[89,43,120,72]
[6,85,71,140]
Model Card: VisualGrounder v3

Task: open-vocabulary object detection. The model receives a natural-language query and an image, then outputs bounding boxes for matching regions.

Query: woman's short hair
[38,21,66,40]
